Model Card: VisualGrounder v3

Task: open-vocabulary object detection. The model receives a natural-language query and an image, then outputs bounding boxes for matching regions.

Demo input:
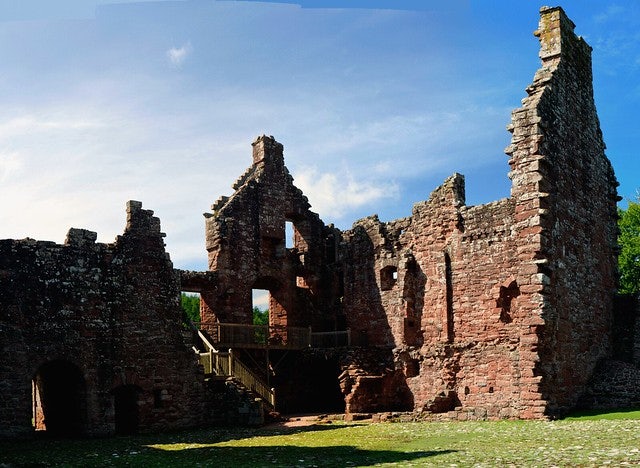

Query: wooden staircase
[194,329,275,408]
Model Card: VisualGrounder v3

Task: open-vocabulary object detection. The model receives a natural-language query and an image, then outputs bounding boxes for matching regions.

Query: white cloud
[166,42,192,67]
[0,97,246,270]
[0,152,22,183]
[293,166,399,219]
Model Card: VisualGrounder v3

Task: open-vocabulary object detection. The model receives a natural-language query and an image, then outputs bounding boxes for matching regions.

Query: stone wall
[506,6,618,413]
[190,5,618,421]
[0,202,206,438]
[0,6,623,435]
[203,136,343,333]
[337,6,617,419]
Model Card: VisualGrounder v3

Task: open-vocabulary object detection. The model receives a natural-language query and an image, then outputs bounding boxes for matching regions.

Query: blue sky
[0,0,638,271]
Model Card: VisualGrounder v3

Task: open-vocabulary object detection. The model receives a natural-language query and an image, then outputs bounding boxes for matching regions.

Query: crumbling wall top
[252,134,284,168]
[65,228,97,247]
[536,6,590,63]
[125,200,164,237]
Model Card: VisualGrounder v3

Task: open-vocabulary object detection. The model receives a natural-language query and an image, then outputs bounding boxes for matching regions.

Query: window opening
[285,221,295,249]
[252,289,270,325]
[153,389,165,408]
[497,280,520,324]
[380,265,398,291]
[180,292,201,328]
[252,289,270,345]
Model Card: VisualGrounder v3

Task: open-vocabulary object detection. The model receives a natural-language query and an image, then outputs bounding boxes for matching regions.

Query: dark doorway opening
[32,360,86,437]
[112,384,141,435]
[274,351,345,414]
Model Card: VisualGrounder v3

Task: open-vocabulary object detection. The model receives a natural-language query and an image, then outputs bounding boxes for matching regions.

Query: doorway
[32,360,86,437]
[112,384,141,435]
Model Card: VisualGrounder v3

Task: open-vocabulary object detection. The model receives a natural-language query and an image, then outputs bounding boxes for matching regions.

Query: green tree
[253,306,269,325]
[181,293,201,326]
[618,198,640,295]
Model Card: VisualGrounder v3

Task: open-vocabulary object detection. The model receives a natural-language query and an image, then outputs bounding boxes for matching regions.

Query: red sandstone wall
[204,136,342,332]
[341,7,618,419]
[342,176,539,417]
[506,7,618,414]
[0,202,205,438]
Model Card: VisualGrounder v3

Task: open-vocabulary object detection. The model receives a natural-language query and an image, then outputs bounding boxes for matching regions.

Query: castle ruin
[1,7,637,438]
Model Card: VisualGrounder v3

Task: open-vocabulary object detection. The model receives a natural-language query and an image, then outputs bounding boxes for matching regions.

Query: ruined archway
[32,360,86,437]
[112,384,141,435]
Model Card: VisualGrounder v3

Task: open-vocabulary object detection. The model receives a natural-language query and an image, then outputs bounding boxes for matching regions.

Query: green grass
[564,407,640,420]
[2,416,640,467]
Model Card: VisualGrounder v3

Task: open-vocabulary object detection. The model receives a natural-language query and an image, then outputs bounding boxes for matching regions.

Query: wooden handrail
[213,323,311,349]
[197,329,217,353]
[310,329,351,348]
[210,323,351,349]
[229,350,275,407]
[194,331,275,408]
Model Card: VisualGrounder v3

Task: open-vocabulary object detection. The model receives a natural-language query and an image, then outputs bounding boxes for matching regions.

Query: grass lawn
[2,413,640,467]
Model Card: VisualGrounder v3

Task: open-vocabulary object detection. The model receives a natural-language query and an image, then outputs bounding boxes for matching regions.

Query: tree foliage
[180,294,268,328]
[618,199,640,295]
[181,293,201,325]
[253,306,269,326]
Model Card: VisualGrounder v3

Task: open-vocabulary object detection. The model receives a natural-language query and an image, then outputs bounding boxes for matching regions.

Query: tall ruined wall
[505,7,619,413]
[0,202,205,438]
[342,174,539,418]
[204,135,342,331]
[340,6,618,419]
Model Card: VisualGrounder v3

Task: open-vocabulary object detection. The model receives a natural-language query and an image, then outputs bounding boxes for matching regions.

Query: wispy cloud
[0,152,22,183]
[594,4,625,23]
[293,166,399,219]
[8,0,628,270]
[166,42,192,67]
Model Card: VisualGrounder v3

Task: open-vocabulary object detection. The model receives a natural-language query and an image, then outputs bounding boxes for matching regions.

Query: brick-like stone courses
[336,6,618,419]
[506,7,618,414]
[342,175,529,418]
[204,135,343,333]
[0,201,205,438]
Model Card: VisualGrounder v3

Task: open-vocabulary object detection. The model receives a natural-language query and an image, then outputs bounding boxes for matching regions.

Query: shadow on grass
[141,420,366,445]
[1,437,456,467]
[0,423,460,467]
[140,445,456,467]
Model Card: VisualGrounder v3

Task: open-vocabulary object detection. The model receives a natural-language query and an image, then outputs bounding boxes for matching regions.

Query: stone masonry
[199,7,619,419]
[0,6,631,438]
[0,202,206,438]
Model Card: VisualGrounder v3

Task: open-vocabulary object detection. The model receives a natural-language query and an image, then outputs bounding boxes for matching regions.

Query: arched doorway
[112,384,141,435]
[32,360,86,437]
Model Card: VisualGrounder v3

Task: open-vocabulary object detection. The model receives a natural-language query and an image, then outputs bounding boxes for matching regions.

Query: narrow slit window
[285,221,294,249]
